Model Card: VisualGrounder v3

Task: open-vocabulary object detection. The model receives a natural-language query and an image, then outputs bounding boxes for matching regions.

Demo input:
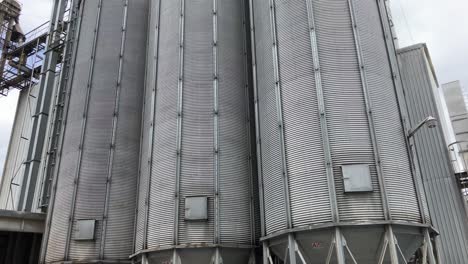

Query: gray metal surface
[134,0,257,260]
[398,43,468,263]
[442,80,468,168]
[251,0,425,261]
[43,0,147,262]
[0,85,38,211]
[252,0,421,232]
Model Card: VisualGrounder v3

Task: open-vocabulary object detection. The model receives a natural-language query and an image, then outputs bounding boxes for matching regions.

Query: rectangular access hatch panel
[75,219,96,240]
[342,164,373,193]
[185,196,208,221]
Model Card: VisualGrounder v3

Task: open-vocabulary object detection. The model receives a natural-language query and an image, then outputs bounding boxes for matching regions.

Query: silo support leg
[263,243,274,264]
[248,249,257,264]
[325,236,336,264]
[142,254,149,264]
[386,225,400,264]
[171,250,181,264]
[335,228,347,264]
[377,237,389,264]
[210,248,223,264]
[423,229,437,264]
[287,234,298,264]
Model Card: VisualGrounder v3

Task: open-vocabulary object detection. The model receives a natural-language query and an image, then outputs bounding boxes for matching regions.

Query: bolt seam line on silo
[248,0,266,238]
[241,0,257,245]
[268,0,293,229]
[304,0,340,223]
[64,0,103,259]
[346,0,391,221]
[99,0,129,258]
[40,0,83,261]
[174,0,185,247]
[376,0,427,224]
[142,0,161,251]
[212,0,220,246]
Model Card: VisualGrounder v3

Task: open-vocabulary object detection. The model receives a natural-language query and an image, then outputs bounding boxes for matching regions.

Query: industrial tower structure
[0,0,467,263]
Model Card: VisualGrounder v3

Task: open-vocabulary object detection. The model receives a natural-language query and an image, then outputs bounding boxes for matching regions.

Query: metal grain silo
[40,0,148,262]
[132,0,258,263]
[249,0,435,262]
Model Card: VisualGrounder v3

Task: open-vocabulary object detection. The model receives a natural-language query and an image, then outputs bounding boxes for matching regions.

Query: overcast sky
[0,0,467,173]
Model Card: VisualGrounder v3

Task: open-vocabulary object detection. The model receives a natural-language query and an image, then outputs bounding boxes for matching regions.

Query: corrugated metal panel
[312,0,384,221]
[134,0,158,252]
[0,86,39,211]
[398,44,468,263]
[178,0,215,244]
[68,0,123,258]
[45,0,146,261]
[254,0,287,235]
[139,0,256,252]
[354,0,420,222]
[218,0,253,245]
[147,0,179,248]
[252,0,423,238]
[46,0,97,261]
[274,0,332,226]
[103,0,147,258]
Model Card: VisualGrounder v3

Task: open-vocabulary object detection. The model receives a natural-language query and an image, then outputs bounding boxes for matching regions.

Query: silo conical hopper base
[264,224,435,264]
[141,247,256,264]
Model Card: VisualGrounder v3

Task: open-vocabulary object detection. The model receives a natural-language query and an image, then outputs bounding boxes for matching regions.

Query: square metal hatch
[75,219,96,240]
[342,164,373,193]
[184,196,208,221]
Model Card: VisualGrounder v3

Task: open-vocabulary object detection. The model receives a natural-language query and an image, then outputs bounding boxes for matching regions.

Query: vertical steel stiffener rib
[248,0,266,238]
[64,0,103,259]
[346,0,391,220]
[174,0,185,246]
[241,0,256,245]
[40,0,84,261]
[304,0,340,222]
[376,0,428,224]
[268,0,293,229]
[212,0,220,245]
[99,0,129,258]
[378,0,437,260]
[142,0,161,250]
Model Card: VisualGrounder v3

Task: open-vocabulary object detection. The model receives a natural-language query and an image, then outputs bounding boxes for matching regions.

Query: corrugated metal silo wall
[135,0,258,253]
[252,0,422,235]
[0,86,38,211]
[44,0,147,262]
[398,45,468,263]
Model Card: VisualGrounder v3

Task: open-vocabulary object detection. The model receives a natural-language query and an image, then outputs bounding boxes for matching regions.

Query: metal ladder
[37,0,81,211]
